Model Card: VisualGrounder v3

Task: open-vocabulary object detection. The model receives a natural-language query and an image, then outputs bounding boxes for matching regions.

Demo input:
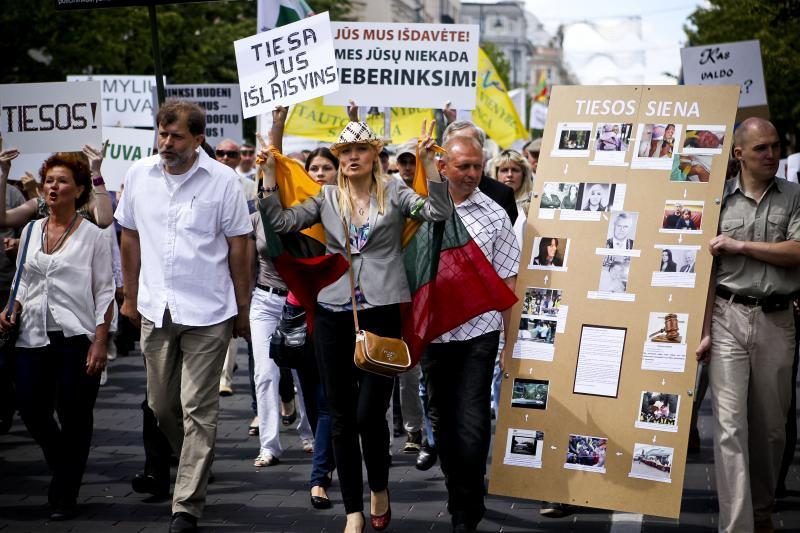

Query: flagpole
[148,1,166,105]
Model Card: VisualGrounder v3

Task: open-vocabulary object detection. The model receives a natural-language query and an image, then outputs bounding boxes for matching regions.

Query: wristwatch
[92,175,106,187]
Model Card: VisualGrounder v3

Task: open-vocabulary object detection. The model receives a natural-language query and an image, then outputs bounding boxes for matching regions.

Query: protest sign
[0,81,103,153]
[68,75,161,127]
[680,40,767,109]
[100,127,156,191]
[162,84,242,147]
[325,22,479,109]
[235,11,338,119]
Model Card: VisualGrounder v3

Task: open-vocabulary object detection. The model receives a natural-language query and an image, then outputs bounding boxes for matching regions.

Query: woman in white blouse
[0,152,114,521]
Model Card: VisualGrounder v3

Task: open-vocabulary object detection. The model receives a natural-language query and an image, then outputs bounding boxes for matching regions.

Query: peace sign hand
[418,120,441,182]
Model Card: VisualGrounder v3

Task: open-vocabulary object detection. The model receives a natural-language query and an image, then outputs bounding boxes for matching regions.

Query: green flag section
[400,213,518,363]
[257,0,314,32]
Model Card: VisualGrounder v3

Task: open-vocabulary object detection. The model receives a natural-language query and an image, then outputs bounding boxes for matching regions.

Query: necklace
[351,195,370,217]
[41,213,80,255]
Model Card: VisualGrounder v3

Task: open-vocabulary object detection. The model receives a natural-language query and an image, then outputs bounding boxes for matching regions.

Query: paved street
[1,343,799,532]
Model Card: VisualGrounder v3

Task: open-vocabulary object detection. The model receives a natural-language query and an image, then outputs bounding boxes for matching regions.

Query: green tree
[480,41,512,89]
[685,0,800,147]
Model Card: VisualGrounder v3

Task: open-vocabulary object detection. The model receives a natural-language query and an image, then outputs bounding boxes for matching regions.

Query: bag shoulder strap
[341,217,361,334]
[6,221,36,320]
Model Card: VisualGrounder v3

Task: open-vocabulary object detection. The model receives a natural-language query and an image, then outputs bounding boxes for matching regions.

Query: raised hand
[0,149,20,175]
[347,100,359,122]
[82,144,104,176]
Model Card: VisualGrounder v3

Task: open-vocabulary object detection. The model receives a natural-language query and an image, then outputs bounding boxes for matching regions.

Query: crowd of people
[0,95,797,533]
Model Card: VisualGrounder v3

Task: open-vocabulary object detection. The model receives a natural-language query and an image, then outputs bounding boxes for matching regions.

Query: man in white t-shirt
[116,100,251,533]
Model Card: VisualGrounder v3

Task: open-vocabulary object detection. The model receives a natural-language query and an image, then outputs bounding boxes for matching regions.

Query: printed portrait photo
[578,182,615,212]
[529,236,569,271]
[598,259,630,293]
[539,182,580,210]
[604,211,639,250]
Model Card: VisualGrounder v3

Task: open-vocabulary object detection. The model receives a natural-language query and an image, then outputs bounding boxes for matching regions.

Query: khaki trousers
[708,296,795,532]
[141,309,234,518]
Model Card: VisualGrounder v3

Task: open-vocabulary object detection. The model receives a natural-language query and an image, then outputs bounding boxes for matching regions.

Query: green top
[716,176,800,297]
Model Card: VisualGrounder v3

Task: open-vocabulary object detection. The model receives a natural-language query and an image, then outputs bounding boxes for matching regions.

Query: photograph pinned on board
[597,258,630,294]
[635,391,680,432]
[564,434,608,473]
[517,318,557,344]
[504,428,545,468]
[528,236,570,271]
[515,287,566,361]
[551,122,593,158]
[539,182,580,211]
[631,123,683,170]
[629,443,674,483]
[660,200,704,234]
[521,287,563,320]
[682,125,726,155]
[651,245,700,288]
[511,378,550,410]
[578,182,615,212]
[601,211,639,251]
[642,312,689,373]
[670,153,712,183]
[591,122,633,166]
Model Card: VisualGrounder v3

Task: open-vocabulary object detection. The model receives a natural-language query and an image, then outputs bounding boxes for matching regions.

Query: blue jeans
[421,331,500,529]
[418,373,435,446]
[309,382,334,488]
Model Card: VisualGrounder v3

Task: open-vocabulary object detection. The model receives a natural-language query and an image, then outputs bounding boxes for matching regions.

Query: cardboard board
[488,84,740,519]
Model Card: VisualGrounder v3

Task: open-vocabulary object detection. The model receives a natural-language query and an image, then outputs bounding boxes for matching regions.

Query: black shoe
[416,443,437,471]
[169,512,198,533]
[131,471,169,499]
[49,504,77,521]
[402,430,422,454]
[310,491,332,509]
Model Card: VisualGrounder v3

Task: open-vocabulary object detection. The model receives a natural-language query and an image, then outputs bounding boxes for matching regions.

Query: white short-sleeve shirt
[114,149,251,327]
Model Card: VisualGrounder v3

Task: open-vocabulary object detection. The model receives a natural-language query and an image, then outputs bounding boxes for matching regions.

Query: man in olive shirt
[696,118,800,533]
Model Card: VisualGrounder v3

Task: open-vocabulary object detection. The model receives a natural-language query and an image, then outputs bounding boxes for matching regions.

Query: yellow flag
[286,97,435,144]
[473,48,528,148]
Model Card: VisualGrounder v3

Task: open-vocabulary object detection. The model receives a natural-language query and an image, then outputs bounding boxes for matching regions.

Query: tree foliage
[685,0,800,146]
[480,41,512,89]
[0,0,350,85]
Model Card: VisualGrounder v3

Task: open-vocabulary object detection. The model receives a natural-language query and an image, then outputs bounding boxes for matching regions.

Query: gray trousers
[709,296,794,532]
[141,309,234,518]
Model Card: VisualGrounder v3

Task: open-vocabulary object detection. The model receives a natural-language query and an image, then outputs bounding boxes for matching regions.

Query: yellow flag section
[270,147,327,244]
[286,97,433,144]
[474,48,528,148]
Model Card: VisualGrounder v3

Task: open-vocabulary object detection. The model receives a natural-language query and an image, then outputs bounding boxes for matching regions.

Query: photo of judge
[659,250,678,272]
[605,212,637,250]
[680,250,696,273]
[533,237,563,267]
[580,183,611,212]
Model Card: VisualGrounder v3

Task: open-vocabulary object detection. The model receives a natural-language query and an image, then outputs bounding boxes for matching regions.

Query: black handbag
[0,221,35,351]
[269,302,307,369]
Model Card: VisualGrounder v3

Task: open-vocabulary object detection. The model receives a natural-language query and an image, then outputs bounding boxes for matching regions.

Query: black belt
[716,287,790,308]
[256,283,289,296]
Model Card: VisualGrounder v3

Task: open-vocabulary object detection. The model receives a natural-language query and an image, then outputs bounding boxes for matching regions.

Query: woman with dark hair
[0,152,114,521]
[258,115,451,533]
[306,147,339,186]
[533,237,562,267]
[561,184,579,210]
[660,249,677,272]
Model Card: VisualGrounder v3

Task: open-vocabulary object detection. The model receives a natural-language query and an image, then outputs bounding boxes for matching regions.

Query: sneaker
[99,368,108,386]
[253,452,279,467]
[248,416,259,436]
[302,439,314,453]
[540,502,567,518]
[402,430,422,454]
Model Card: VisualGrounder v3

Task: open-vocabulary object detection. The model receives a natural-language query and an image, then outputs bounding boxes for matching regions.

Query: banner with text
[0,81,103,153]
[100,127,156,191]
[681,40,765,108]
[67,74,161,127]
[235,11,338,119]
[162,84,242,147]
[325,22,479,109]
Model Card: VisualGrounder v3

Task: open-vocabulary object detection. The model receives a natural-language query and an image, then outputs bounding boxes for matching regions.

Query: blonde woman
[257,117,452,533]
[489,149,533,245]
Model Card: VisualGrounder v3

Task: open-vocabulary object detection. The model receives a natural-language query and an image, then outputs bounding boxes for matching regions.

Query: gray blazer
[259,178,453,306]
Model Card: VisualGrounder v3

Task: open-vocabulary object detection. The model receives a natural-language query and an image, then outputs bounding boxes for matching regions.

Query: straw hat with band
[330,122,384,156]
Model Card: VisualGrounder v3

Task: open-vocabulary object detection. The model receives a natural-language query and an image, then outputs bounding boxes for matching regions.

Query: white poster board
[67,75,161,127]
[235,11,339,119]
[324,22,480,109]
[680,40,766,108]
[162,84,242,147]
[100,127,156,191]
[0,81,103,153]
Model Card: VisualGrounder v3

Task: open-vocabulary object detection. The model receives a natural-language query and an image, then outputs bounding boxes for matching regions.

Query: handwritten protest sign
[681,40,767,108]
[68,74,161,127]
[0,81,103,153]
[325,22,479,109]
[162,84,242,147]
[235,11,338,119]
[101,127,156,191]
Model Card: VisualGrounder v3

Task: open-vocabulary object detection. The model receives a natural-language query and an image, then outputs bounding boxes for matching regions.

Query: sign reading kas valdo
[235,11,338,119]
[681,39,766,108]
[325,22,479,109]
[0,81,103,153]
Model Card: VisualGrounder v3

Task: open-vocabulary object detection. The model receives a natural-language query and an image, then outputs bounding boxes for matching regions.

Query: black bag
[269,303,307,369]
[0,222,35,351]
